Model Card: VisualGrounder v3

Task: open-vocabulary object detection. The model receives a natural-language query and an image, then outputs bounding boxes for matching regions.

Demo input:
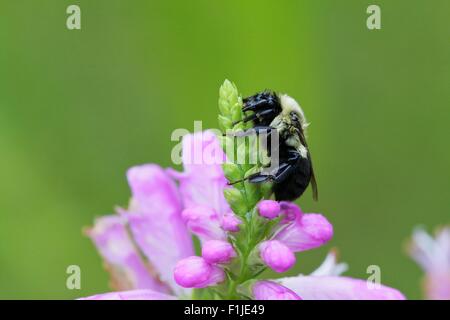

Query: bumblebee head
[279,94,309,132]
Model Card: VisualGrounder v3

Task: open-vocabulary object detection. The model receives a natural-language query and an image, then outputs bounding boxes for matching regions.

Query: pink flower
[258,200,281,219]
[121,164,194,296]
[79,289,177,300]
[168,130,230,217]
[252,281,302,300]
[278,276,405,300]
[170,130,232,241]
[174,256,225,288]
[277,251,405,300]
[202,240,236,264]
[408,226,450,300]
[274,210,333,252]
[259,240,296,273]
[85,215,168,292]
[82,131,232,300]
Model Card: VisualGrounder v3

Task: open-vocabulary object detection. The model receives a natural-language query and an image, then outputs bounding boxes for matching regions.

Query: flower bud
[202,240,236,264]
[252,281,302,300]
[279,201,303,223]
[259,240,296,273]
[258,200,281,219]
[174,256,225,288]
[221,212,242,232]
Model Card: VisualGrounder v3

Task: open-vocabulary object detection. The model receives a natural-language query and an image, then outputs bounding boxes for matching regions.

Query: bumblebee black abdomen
[273,156,312,201]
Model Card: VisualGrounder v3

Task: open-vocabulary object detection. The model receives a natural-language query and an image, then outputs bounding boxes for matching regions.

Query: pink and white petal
[168,130,230,216]
[85,215,168,292]
[124,164,194,296]
[424,271,450,300]
[310,250,348,277]
[127,164,183,215]
[275,213,333,252]
[278,276,406,300]
[79,289,177,300]
[252,281,302,300]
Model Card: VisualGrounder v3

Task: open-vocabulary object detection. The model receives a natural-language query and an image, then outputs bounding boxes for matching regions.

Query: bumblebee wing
[310,163,319,201]
[299,131,319,201]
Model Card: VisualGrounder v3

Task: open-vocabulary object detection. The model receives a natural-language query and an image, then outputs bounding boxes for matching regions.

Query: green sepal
[224,188,247,217]
[222,163,241,183]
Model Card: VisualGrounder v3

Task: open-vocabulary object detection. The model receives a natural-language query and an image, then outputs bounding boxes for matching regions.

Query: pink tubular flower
[277,251,405,300]
[259,240,296,273]
[278,276,405,300]
[82,130,233,300]
[252,281,302,300]
[275,211,333,252]
[122,164,194,296]
[79,289,177,300]
[221,212,242,232]
[168,130,230,217]
[258,200,281,219]
[85,215,168,292]
[202,240,236,264]
[408,226,450,300]
[174,256,226,288]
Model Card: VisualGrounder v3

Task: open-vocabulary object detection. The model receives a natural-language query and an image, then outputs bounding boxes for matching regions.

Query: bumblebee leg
[228,173,274,185]
[227,162,292,185]
[224,126,274,137]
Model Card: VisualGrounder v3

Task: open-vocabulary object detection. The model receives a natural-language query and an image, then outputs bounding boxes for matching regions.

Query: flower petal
[275,213,333,252]
[252,281,302,300]
[168,130,230,216]
[258,200,281,220]
[85,215,168,292]
[278,275,406,300]
[279,201,303,223]
[259,240,296,273]
[408,226,450,299]
[124,164,194,296]
[174,256,225,288]
[424,271,450,300]
[310,250,348,277]
[182,205,226,242]
[79,289,177,300]
[202,240,236,264]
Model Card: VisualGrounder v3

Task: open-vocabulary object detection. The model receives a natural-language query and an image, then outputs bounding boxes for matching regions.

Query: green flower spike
[217,79,273,299]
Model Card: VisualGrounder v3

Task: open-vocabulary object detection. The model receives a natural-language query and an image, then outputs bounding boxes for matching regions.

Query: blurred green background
[0,0,449,299]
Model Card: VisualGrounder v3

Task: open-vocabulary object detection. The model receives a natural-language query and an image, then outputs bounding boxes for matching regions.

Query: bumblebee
[229,91,318,202]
